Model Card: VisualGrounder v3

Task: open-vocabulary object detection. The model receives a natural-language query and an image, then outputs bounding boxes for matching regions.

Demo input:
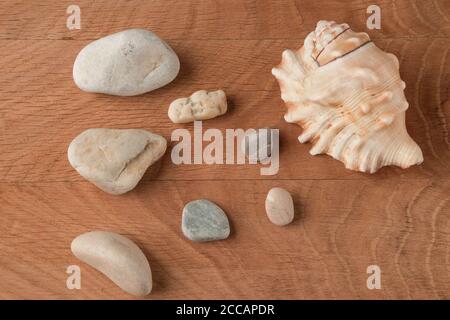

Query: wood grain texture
[1,179,450,299]
[0,0,449,299]
[1,0,449,40]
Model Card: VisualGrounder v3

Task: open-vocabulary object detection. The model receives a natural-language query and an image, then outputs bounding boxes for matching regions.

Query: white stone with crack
[168,90,227,123]
[68,128,167,195]
[73,29,180,96]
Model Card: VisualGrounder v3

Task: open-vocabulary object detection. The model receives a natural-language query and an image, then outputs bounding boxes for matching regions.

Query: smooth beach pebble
[265,187,294,226]
[182,200,230,242]
[68,128,167,195]
[71,231,152,296]
[73,29,180,96]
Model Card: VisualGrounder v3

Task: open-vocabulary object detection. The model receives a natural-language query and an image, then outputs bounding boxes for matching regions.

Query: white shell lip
[272,20,423,173]
[73,29,180,96]
[71,231,152,296]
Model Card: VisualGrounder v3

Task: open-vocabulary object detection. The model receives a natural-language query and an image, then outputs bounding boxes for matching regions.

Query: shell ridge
[298,109,338,143]
[319,40,372,67]
[314,27,351,62]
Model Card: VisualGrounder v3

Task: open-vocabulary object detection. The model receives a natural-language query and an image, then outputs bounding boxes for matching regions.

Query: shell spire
[272,20,423,173]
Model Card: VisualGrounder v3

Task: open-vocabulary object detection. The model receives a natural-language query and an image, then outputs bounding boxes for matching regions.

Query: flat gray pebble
[182,200,230,242]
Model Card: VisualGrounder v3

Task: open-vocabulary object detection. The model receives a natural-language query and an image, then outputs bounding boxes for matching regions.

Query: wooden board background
[0,0,449,299]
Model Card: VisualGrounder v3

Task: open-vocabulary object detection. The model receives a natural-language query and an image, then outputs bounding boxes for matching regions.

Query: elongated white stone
[71,231,152,296]
[168,90,227,123]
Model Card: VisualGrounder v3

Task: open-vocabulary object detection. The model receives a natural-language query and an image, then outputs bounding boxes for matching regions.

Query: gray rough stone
[182,200,230,242]
[241,128,274,162]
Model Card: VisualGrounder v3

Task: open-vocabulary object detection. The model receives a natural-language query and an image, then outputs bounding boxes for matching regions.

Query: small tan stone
[265,187,294,226]
[71,231,152,296]
[68,128,166,195]
[168,89,227,123]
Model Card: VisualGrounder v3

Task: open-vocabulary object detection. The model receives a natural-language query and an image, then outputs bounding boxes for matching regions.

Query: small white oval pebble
[265,187,294,226]
[71,231,152,296]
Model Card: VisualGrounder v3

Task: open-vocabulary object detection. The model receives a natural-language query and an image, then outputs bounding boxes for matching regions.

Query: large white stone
[68,128,167,195]
[73,29,180,96]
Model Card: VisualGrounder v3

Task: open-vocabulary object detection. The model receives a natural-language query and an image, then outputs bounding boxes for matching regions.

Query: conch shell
[272,20,423,173]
